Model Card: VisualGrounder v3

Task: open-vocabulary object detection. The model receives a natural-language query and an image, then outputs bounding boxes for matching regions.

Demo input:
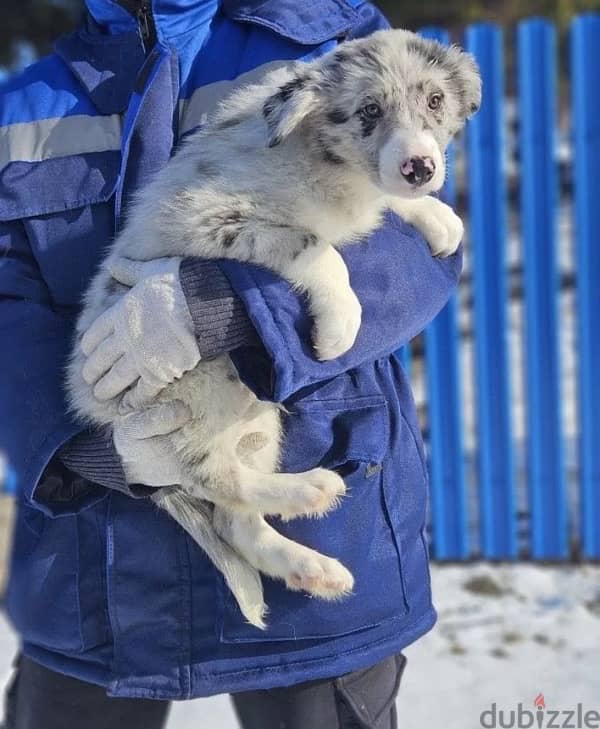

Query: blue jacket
[0,0,462,699]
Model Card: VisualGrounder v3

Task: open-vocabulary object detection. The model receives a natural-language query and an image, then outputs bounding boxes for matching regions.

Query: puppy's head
[263,29,481,198]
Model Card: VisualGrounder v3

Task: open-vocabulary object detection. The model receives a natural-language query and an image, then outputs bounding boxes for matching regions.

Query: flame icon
[534,694,546,710]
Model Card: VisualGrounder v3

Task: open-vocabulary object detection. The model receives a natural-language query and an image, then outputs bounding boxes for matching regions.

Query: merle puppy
[68,29,481,628]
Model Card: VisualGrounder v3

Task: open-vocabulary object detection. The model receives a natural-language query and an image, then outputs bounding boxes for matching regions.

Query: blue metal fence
[517,19,567,559]
[421,27,470,561]
[416,14,600,561]
[571,14,600,559]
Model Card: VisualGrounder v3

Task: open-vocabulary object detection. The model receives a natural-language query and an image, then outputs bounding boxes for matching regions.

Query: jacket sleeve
[218,213,462,402]
[0,219,111,515]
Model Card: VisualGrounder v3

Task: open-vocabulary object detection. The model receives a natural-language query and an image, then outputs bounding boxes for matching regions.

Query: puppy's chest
[307,201,385,247]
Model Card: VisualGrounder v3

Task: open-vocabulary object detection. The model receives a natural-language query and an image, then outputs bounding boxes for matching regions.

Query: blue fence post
[398,343,412,381]
[571,13,600,559]
[0,458,17,495]
[419,26,469,559]
[517,19,568,559]
[465,23,517,559]
[5,468,17,495]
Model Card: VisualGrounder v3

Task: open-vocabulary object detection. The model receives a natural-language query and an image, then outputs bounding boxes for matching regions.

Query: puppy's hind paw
[286,553,354,600]
[278,468,346,521]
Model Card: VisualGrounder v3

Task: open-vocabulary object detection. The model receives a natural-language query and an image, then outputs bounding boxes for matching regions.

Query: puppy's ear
[263,74,318,147]
[449,47,482,120]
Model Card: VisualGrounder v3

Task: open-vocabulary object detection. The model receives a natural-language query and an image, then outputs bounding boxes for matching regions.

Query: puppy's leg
[390,195,463,258]
[153,489,267,628]
[285,245,362,361]
[213,508,354,600]
[215,225,361,361]
[181,449,346,520]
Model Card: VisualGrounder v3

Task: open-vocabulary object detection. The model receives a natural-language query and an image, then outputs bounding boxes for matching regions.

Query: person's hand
[81,257,200,410]
[113,400,192,487]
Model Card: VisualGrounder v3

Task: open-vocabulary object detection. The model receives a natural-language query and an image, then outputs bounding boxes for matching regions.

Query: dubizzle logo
[480,694,600,728]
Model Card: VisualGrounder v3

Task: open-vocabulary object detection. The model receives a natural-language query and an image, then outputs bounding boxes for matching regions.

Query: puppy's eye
[361,102,382,119]
[428,93,443,111]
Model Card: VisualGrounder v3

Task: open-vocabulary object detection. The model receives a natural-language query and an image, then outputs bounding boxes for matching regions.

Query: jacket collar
[55,15,146,115]
[58,0,360,114]
[85,0,220,42]
[221,0,359,45]
[84,0,359,44]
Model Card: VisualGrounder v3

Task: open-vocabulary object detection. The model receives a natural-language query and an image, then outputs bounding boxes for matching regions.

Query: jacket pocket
[219,394,411,643]
[6,498,109,653]
[0,153,119,310]
[0,153,119,222]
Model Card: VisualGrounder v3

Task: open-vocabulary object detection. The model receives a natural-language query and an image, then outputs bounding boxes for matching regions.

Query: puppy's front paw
[427,206,463,258]
[312,291,362,361]
[415,197,463,258]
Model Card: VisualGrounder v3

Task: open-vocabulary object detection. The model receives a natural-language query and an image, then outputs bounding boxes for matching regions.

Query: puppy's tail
[152,489,267,629]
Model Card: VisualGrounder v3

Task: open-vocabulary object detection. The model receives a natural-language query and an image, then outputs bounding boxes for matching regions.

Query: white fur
[67,29,480,627]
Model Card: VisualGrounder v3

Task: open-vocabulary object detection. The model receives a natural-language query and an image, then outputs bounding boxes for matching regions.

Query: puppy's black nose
[400,156,435,186]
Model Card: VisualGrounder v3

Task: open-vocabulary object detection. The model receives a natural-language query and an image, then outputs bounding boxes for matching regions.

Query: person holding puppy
[0,1,463,727]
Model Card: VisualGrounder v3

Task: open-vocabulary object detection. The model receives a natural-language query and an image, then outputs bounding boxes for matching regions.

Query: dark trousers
[3,653,405,729]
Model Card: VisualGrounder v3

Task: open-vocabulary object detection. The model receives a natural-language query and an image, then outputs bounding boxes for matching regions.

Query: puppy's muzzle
[400,156,435,187]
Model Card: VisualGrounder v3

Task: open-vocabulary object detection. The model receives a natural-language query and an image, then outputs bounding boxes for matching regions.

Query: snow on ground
[1,563,599,728]
[400,564,600,728]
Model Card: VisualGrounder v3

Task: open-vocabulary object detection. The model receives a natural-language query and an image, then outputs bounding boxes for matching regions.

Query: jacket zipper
[115,0,157,53]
